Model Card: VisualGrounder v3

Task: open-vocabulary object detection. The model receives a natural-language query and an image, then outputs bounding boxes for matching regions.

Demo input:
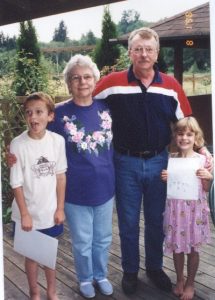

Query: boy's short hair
[24,92,55,114]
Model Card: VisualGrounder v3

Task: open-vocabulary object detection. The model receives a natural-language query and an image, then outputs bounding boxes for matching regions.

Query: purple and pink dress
[163,152,211,254]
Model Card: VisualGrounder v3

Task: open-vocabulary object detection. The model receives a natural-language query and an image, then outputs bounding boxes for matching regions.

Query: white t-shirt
[10,130,67,229]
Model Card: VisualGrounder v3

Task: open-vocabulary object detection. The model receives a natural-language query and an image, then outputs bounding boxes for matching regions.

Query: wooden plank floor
[3,207,215,300]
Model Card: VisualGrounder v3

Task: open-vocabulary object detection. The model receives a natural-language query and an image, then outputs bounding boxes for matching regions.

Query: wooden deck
[3,208,215,300]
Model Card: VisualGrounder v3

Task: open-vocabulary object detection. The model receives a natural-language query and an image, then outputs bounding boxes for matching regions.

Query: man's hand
[161,169,168,182]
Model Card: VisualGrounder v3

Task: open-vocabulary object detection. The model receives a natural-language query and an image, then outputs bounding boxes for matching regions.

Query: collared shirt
[93,65,192,152]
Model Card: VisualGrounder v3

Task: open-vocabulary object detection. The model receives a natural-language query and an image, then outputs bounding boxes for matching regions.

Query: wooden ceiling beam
[0,0,125,26]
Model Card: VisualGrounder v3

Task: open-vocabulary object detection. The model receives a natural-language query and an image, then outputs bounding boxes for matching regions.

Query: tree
[117,10,150,35]
[0,31,16,50]
[157,48,168,73]
[94,6,120,70]
[80,30,97,45]
[17,21,40,62]
[14,20,47,95]
[52,20,68,42]
[51,21,70,66]
[183,48,210,72]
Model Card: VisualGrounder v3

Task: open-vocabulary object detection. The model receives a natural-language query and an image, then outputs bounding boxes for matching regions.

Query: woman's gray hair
[128,27,160,51]
[63,54,100,86]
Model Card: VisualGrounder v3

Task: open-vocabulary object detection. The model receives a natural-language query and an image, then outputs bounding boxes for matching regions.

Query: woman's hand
[197,167,213,192]
[6,145,17,167]
[198,147,214,172]
[196,168,213,181]
[161,169,168,182]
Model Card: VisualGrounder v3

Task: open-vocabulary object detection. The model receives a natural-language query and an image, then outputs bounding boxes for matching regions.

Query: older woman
[48,54,115,298]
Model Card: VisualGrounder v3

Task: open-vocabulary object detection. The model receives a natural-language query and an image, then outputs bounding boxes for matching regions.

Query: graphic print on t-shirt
[31,156,56,178]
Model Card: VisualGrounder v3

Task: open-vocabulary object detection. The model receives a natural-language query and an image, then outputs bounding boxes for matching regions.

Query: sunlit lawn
[183,73,211,96]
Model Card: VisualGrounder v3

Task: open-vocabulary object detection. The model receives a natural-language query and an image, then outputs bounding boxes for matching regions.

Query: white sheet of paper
[167,157,201,200]
[14,222,58,269]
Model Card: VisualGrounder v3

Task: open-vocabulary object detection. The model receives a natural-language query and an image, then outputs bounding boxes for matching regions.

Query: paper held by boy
[167,157,201,200]
[14,222,58,269]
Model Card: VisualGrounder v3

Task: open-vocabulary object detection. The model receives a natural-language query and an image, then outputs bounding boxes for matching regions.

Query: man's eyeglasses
[131,47,156,55]
[70,74,94,82]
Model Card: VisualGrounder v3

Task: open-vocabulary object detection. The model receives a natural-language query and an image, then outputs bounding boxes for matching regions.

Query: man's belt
[116,147,164,159]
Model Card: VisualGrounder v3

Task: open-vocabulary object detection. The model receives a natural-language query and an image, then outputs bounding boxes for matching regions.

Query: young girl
[161,117,213,300]
[10,92,67,300]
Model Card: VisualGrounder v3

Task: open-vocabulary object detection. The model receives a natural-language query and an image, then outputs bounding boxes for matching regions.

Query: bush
[0,77,26,223]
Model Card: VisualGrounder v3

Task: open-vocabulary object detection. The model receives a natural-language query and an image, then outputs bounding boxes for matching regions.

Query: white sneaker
[79,282,95,298]
[96,278,113,295]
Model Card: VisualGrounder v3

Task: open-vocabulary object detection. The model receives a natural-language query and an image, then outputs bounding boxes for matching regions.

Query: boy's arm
[13,186,33,231]
[54,173,66,225]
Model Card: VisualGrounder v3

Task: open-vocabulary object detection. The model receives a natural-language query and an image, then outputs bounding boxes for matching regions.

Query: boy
[10,92,67,300]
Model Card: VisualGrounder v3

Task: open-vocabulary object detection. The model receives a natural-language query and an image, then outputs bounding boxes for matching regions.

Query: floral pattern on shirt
[62,110,113,156]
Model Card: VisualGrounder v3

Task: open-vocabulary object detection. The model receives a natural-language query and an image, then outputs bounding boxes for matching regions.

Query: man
[93,27,192,294]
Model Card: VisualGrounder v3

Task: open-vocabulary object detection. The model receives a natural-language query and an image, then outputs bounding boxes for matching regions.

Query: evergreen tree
[117,10,149,35]
[14,20,47,95]
[184,48,210,72]
[157,48,168,73]
[51,20,69,66]
[86,30,97,45]
[80,30,97,45]
[52,20,68,42]
[94,6,120,70]
[0,31,16,50]
[17,21,40,62]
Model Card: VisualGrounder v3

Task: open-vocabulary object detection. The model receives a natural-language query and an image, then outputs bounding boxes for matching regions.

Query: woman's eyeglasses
[70,74,94,83]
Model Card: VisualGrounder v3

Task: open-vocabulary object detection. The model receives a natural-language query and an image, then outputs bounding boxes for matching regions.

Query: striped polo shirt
[93,65,192,153]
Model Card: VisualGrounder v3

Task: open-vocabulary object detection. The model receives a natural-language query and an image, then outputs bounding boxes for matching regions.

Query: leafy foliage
[0,50,16,76]
[100,45,130,77]
[157,48,168,73]
[183,48,210,72]
[0,76,26,223]
[2,206,12,224]
[161,48,174,72]
[14,53,49,95]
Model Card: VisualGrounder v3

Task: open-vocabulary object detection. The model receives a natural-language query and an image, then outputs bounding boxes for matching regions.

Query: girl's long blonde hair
[172,116,205,151]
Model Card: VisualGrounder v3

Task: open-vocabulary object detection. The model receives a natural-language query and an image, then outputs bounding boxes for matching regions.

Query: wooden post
[192,73,195,94]
[174,43,183,85]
